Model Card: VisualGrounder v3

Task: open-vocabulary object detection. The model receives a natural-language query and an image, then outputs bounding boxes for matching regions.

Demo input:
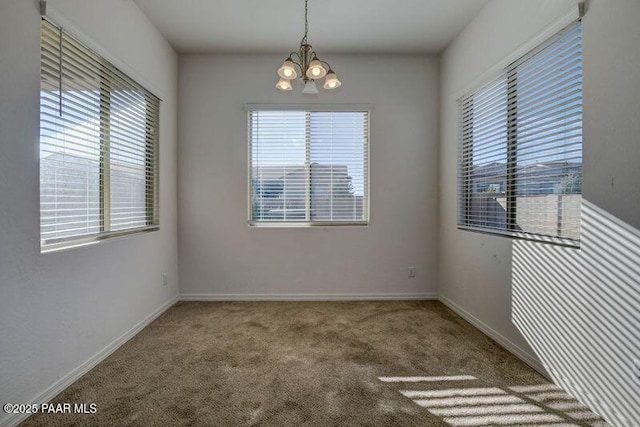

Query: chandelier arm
[288,52,304,72]
[289,51,301,61]
[291,61,304,74]
[319,60,332,71]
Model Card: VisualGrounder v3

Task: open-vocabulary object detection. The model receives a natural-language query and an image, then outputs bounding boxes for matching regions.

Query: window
[458,22,582,246]
[40,19,160,251]
[248,107,369,225]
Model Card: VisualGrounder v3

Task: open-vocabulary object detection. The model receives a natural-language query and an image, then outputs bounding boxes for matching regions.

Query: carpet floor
[22,301,608,426]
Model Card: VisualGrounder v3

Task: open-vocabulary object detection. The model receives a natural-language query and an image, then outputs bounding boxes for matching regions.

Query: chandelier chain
[303,0,309,44]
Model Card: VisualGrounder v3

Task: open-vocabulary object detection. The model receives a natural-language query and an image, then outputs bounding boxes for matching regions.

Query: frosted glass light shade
[323,71,341,89]
[306,59,327,79]
[277,60,298,79]
[275,78,293,91]
[302,80,319,95]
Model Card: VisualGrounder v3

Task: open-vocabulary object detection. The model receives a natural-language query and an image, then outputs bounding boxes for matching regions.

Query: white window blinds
[249,109,369,224]
[458,22,582,246]
[40,19,160,250]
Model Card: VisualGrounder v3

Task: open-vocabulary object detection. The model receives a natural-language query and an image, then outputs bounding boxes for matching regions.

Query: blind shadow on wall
[512,199,640,427]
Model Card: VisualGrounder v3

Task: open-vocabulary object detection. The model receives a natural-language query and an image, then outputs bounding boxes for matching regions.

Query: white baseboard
[545,366,626,427]
[438,294,550,379]
[179,292,438,301]
[1,295,178,427]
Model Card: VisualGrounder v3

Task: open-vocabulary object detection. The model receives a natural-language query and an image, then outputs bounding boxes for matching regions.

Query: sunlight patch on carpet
[378,375,477,382]
[380,376,610,427]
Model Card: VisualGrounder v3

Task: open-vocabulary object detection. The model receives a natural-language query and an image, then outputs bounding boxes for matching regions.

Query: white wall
[439,0,575,372]
[0,1,178,424]
[440,0,640,425]
[178,54,439,299]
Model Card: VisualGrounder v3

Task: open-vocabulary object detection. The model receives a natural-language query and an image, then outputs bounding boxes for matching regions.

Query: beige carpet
[22,301,607,426]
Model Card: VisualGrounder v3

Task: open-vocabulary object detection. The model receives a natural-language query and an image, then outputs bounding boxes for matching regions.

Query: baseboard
[438,294,550,379]
[545,366,627,427]
[1,295,178,427]
[179,292,438,301]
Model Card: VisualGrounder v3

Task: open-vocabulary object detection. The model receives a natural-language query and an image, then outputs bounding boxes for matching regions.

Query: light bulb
[323,71,341,90]
[277,60,297,79]
[275,78,293,91]
[306,59,327,79]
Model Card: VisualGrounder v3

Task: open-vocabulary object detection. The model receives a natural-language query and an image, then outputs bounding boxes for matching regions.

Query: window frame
[246,104,371,227]
[39,18,161,253]
[457,21,583,248]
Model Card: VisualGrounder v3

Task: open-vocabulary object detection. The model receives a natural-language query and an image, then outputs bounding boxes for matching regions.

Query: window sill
[457,225,580,249]
[248,221,369,228]
[41,226,159,254]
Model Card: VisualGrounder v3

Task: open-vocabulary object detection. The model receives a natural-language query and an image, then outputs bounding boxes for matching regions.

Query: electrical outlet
[408,267,416,278]
[162,273,168,287]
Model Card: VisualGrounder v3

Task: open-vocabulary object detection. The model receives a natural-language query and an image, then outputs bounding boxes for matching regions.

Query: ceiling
[133,0,489,54]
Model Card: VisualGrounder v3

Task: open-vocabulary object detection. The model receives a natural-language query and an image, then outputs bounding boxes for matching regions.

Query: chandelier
[275,0,341,94]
